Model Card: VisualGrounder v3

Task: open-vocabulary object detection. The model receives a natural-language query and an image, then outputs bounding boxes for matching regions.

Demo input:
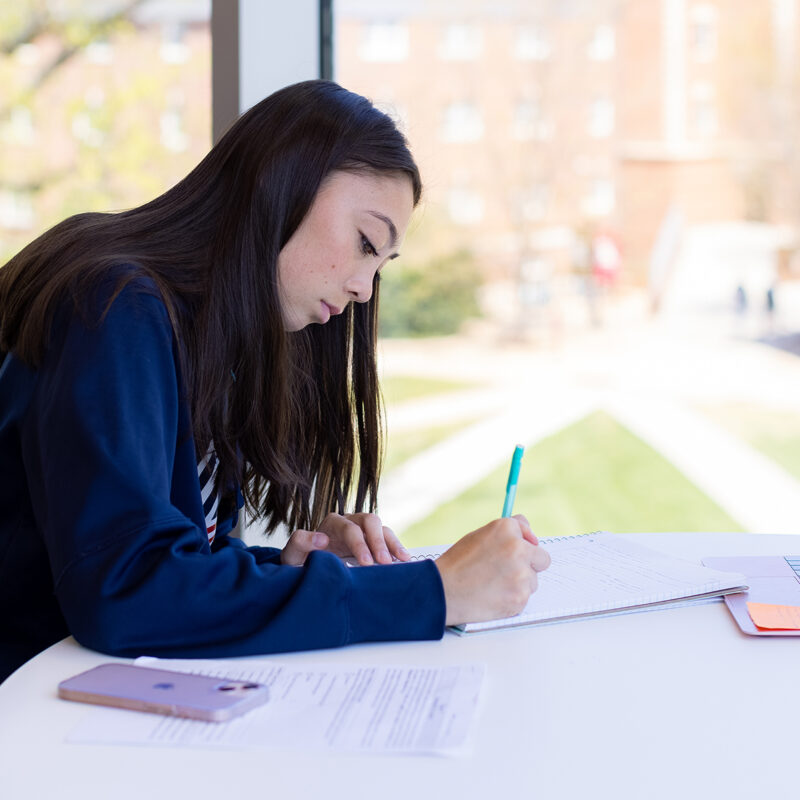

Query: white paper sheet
[456,533,747,632]
[65,657,485,756]
[382,534,745,633]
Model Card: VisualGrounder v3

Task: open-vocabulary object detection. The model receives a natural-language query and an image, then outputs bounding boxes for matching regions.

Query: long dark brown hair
[0,80,422,533]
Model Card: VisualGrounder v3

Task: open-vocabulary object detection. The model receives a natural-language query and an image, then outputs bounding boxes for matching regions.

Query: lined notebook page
[405,533,747,633]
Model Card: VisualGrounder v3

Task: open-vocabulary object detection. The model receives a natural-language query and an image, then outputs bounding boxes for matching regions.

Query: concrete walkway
[377,289,800,537]
[606,394,800,535]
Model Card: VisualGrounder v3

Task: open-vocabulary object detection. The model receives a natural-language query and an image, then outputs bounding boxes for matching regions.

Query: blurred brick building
[4,0,798,299]
[336,0,800,289]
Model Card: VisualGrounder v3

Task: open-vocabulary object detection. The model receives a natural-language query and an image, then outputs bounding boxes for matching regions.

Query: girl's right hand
[434,514,551,627]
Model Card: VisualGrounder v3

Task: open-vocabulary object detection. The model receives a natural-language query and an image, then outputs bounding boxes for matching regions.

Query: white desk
[1,533,798,800]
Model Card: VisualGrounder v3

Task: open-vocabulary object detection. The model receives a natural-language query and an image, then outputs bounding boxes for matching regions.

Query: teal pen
[501,444,524,517]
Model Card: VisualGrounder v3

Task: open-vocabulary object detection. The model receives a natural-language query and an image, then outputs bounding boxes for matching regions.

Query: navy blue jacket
[0,276,445,682]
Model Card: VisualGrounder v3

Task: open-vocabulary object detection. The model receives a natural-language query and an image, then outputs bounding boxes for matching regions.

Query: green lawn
[400,410,744,548]
[699,402,800,482]
[381,375,478,406]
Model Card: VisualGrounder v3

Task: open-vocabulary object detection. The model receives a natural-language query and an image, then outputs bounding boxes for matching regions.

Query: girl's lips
[322,301,342,318]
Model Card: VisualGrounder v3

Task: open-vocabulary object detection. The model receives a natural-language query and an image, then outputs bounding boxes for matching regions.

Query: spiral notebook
[406,532,748,633]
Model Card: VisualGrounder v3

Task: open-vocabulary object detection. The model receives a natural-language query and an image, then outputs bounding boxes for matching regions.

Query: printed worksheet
[65,656,485,756]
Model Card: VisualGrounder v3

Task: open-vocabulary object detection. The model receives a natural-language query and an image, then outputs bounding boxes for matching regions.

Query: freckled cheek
[317,265,336,287]
[321,262,343,285]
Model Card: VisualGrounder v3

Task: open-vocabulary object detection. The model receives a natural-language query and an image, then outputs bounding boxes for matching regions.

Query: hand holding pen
[434,444,550,626]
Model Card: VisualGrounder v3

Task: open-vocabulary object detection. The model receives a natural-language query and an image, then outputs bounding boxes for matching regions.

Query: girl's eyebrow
[368,211,398,249]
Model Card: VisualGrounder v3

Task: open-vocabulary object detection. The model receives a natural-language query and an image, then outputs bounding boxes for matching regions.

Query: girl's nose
[344,269,375,303]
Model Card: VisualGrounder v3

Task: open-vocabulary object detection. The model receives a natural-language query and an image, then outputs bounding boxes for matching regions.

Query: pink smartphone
[57,663,270,722]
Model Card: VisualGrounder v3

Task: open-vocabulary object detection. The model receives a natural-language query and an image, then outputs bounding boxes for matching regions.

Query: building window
[71,88,106,149]
[448,187,484,225]
[161,89,188,152]
[439,24,482,61]
[512,100,553,141]
[86,39,114,65]
[441,102,484,142]
[71,113,103,147]
[161,22,189,64]
[1,106,35,145]
[691,82,717,136]
[690,5,718,62]
[0,190,34,230]
[359,22,409,62]
[514,26,551,61]
[14,42,40,66]
[588,98,615,138]
[587,24,615,61]
[582,179,616,217]
[520,184,550,222]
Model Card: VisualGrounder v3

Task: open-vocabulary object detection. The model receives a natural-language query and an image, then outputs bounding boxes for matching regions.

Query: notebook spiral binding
[404,532,607,558]
[404,552,439,561]
[541,531,608,543]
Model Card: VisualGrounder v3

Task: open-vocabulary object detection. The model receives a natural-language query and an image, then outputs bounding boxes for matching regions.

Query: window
[331,0,800,544]
[587,24,615,61]
[0,190,34,230]
[359,22,409,62]
[71,114,104,148]
[448,187,484,225]
[512,100,553,141]
[71,87,106,148]
[691,5,718,62]
[588,98,615,138]
[439,24,482,60]
[161,22,189,64]
[14,42,40,66]
[691,82,718,136]
[520,184,550,222]
[582,179,615,217]
[441,102,484,142]
[514,26,551,61]
[2,107,35,145]
[160,88,189,152]
[86,39,114,64]
[0,2,211,266]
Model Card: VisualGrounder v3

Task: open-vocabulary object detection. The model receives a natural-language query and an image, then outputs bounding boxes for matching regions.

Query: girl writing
[0,81,550,683]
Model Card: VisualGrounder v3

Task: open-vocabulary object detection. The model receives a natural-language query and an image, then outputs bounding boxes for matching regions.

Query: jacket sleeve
[21,281,445,659]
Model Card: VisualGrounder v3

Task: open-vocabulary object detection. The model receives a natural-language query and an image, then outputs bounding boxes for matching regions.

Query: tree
[0,0,210,263]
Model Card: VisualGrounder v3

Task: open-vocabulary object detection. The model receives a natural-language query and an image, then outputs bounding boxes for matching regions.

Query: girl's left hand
[281,512,411,566]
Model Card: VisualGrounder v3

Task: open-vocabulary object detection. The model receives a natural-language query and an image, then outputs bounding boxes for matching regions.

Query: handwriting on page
[746,601,800,630]
[406,535,745,634]
[520,536,722,617]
